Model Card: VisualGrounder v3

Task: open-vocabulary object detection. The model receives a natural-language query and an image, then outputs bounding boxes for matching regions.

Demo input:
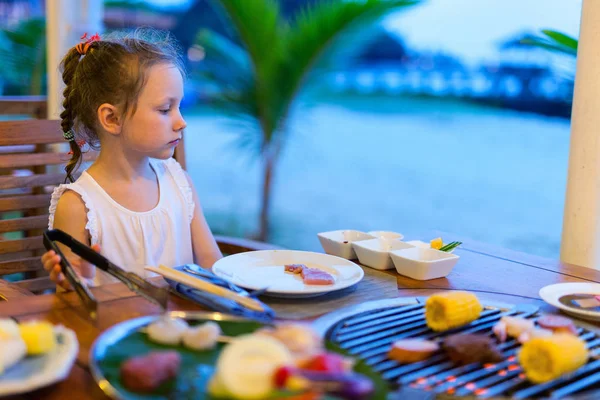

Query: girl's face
[121,62,187,160]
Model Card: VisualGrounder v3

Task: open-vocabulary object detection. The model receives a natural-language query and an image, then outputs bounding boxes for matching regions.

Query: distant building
[496,31,556,69]
[353,30,409,67]
[479,31,574,115]
[327,28,573,117]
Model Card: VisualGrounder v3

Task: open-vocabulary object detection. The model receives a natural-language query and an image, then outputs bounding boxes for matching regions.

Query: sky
[383,0,582,65]
[141,0,583,65]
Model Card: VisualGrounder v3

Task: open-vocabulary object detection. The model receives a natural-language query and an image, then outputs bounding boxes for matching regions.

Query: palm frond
[209,0,283,137]
[520,29,577,57]
[202,0,418,155]
[194,29,260,126]
[195,30,254,105]
[209,0,281,76]
[272,0,419,140]
[542,29,578,51]
[195,29,251,81]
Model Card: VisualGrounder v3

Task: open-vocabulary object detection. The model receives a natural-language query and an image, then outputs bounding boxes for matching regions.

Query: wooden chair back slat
[0,151,98,169]
[14,277,54,293]
[0,194,52,212]
[0,173,76,190]
[0,258,43,275]
[0,96,47,119]
[0,216,49,234]
[0,251,35,262]
[0,120,65,146]
[0,237,44,254]
[0,145,36,154]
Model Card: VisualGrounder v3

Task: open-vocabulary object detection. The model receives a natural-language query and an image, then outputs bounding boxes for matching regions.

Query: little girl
[41,30,223,289]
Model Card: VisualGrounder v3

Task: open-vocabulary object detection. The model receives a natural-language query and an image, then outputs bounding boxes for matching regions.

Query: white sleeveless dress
[48,158,195,286]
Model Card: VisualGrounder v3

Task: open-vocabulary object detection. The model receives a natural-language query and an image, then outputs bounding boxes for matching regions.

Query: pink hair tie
[76,32,101,55]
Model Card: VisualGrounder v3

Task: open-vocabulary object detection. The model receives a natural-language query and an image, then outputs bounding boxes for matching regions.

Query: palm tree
[197,0,419,241]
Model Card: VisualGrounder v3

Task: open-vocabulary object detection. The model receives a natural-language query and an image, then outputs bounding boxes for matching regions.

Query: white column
[46,0,104,119]
[560,0,600,269]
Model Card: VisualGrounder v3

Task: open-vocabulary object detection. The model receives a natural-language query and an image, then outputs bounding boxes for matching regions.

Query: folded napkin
[166,264,275,323]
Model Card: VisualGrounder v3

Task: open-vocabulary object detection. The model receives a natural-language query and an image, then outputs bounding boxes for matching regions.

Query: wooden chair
[0,96,47,120]
[0,120,98,295]
[0,118,279,300]
[0,95,184,167]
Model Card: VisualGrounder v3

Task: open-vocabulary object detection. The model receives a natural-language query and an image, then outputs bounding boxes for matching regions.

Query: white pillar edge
[560,0,600,269]
[45,0,104,119]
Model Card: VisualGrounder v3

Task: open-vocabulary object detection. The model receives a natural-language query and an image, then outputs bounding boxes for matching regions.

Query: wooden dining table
[2,236,600,399]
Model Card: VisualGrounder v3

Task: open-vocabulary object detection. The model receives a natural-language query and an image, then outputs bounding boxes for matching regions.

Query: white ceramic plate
[0,325,79,397]
[212,250,364,298]
[539,282,600,321]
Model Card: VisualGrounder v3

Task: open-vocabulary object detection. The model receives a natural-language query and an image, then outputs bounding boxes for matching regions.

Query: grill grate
[320,300,600,399]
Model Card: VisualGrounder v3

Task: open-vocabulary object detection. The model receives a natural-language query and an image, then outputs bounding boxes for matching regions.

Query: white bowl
[406,240,430,249]
[367,231,404,241]
[353,239,415,270]
[317,230,375,260]
[390,247,460,280]
[406,240,459,253]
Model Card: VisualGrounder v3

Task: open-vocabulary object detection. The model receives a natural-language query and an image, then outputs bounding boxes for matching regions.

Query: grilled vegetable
[425,291,482,331]
[388,339,439,363]
[301,352,353,373]
[19,321,56,355]
[536,315,578,335]
[518,334,588,383]
[296,370,374,400]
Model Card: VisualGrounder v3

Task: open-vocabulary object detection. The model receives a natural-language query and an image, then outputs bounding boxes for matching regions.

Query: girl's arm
[186,173,223,269]
[41,190,98,289]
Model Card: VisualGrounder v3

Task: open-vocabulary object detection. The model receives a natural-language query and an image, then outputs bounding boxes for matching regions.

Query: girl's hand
[41,244,100,290]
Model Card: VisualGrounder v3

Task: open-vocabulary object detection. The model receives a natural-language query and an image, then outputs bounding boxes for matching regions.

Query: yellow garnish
[430,237,443,250]
[19,321,56,355]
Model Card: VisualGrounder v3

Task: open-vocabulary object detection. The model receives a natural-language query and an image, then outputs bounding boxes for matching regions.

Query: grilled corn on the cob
[518,334,588,383]
[425,291,482,331]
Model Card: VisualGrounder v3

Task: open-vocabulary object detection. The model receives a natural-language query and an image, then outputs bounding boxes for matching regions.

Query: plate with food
[89,311,387,399]
[0,319,79,397]
[540,282,600,321]
[211,250,364,298]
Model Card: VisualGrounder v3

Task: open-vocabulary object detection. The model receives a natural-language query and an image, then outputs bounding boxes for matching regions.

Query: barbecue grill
[312,297,600,399]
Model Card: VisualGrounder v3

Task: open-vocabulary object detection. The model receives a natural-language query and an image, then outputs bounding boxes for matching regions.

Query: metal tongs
[43,229,169,320]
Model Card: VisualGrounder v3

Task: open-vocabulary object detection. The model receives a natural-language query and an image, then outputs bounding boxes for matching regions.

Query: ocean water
[184,95,570,258]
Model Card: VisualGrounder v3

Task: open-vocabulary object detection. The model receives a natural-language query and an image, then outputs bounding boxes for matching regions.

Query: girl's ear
[97,103,122,136]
